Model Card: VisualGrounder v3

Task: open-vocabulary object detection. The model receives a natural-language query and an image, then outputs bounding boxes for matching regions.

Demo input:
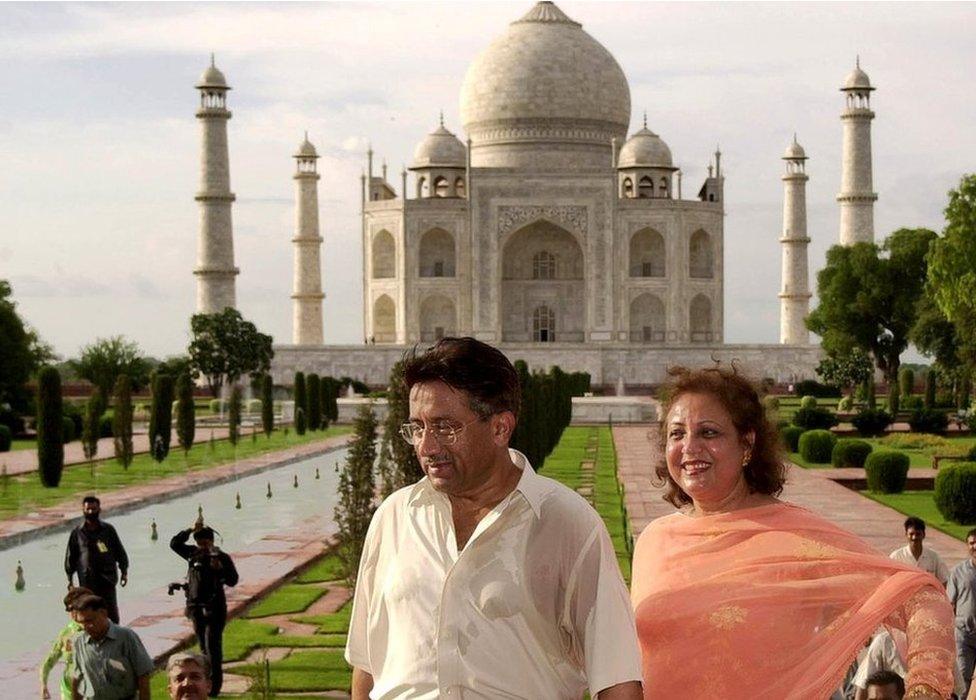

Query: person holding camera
[170,525,238,698]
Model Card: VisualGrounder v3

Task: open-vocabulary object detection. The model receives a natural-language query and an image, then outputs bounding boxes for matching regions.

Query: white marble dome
[618,126,673,168]
[843,64,873,91]
[295,135,318,158]
[459,1,631,169]
[196,59,228,89]
[412,121,466,168]
[783,137,806,160]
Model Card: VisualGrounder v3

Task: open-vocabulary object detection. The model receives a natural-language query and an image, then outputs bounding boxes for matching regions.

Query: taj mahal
[191,1,883,387]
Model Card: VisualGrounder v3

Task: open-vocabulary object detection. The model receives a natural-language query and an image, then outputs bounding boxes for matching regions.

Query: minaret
[194,55,239,313]
[780,136,812,345]
[291,134,324,345]
[837,58,877,246]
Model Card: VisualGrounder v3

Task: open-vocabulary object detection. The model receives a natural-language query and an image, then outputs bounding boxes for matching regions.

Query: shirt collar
[84,621,119,645]
[406,448,545,518]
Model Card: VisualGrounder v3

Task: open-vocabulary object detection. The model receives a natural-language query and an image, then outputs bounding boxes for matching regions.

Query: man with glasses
[345,337,642,699]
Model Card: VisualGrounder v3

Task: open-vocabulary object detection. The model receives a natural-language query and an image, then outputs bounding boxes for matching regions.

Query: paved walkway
[1,427,233,476]
[613,425,967,568]
[0,433,352,549]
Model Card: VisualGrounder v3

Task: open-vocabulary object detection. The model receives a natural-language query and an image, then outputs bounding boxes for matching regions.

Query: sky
[1,1,974,362]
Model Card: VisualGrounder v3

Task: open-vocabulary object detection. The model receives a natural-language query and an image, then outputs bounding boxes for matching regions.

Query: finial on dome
[643,111,647,129]
[439,110,444,128]
[210,52,215,68]
[793,132,798,144]
[856,54,860,69]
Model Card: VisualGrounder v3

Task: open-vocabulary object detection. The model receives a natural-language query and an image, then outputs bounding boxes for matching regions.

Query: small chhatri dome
[618,116,674,169]
[295,132,318,158]
[783,134,807,160]
[842,57,873,91]
[412,117,466,168]
[196,54,229,89]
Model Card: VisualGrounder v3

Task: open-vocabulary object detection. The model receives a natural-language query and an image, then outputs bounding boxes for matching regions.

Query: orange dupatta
[631,502,954,699]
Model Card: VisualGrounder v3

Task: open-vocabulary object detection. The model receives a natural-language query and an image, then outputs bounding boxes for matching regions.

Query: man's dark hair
[73,594,109,613]
[865,670,904,698]
[967,527,976,540]
[903,516,925,532]
[403,337,520,419]
[63,587,93,611]
[82,495,100,506]
[193,527,215,541]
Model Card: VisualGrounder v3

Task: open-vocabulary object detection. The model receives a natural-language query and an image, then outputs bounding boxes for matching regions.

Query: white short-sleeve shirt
[889,544,950,585]
[345,449,642,699]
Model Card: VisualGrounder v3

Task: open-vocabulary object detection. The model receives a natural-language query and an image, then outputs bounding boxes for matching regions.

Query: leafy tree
[307,374,322,431]
[911,292,961,371]
[260,374,274,437]
[383,359,423,489]
[228,385,241,446]
[36,366,64,487]
[293,372,307,436]
[149,373,174,463]
[112,374,134,469]
[175,372,195,454]
[0,280,55,413]
[927,173,976,373]
[155,355,193,382]
[71,336,151,404]
[807,228,937,384]
[334,404,377,586]
[81,393,105,463]
[898,368,915,398]
[188,308,274,397]
[925,368,938,409]
[815,350,874,399]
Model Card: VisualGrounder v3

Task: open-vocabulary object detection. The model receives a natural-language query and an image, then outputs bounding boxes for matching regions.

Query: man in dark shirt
[64,495,129,623]
[171,525,239,698]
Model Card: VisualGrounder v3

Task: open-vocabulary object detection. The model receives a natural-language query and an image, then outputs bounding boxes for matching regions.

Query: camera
[167,582,186,596]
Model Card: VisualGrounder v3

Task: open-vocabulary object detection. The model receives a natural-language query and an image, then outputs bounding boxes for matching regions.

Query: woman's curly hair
[656,364,786,508]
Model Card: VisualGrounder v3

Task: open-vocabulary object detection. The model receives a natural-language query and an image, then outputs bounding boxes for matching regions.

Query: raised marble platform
[571,395,658,424]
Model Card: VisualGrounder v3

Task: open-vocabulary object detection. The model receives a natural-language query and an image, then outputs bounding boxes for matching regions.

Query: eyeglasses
[399,417,483,446]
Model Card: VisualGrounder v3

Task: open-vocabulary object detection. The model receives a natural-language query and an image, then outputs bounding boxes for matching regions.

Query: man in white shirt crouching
[889,516,950,586]
[345,337,643,700]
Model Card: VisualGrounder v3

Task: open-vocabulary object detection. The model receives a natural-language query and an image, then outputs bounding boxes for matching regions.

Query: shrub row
[935,463,976,524]
[865,450,910,493]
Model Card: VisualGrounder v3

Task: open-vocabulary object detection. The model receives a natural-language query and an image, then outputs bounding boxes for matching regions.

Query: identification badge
[96,540,109,554]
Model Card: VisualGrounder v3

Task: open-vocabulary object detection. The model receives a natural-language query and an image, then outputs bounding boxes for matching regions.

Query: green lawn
[4,439,37,452]
[295,553,343,584]
[862,490,973,542]
[242,584,326,618]
[0,426,350,521]
[234,649,351,692]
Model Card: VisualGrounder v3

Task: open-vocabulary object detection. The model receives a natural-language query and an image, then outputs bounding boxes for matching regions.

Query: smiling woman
[631,365,956,700]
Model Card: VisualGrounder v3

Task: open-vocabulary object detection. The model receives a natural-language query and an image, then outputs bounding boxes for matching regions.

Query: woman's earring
[742,450,751,467]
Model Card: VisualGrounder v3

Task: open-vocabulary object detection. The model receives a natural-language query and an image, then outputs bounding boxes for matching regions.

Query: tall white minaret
[193,55,238,313]
[780,136,811,345]
[837,58,877,246]
[291,134,324,345]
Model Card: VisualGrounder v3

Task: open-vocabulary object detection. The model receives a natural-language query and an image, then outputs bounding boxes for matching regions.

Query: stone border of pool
[0,434,353,551]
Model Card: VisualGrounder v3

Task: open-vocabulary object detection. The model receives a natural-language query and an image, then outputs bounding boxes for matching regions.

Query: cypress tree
[510,360,534,467]
[175,373,195,454]
[887,382,900,416]
[924,368,938,408]
[318,376,330,430]
[149,373,174,463]
[307,373,322,431]
[334,403,377,586]
[898,368,914,399]
[81,392,105,464]
[37,366,64,487]
[294,372,307,435]
[261,374,274,437]
[228,385,241,446]
[112,374,134,469]
[384,359,423,488]
[323,377,339,423]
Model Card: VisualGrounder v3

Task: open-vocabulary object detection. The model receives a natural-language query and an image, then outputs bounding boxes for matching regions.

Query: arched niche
[455,177,466,198]
[629,228,665,277]
[638,176,654,199]
[418,228,456,278]
[433,176,449,198]
[690,294,712,342]
[532,305,556,342]
[622,177,634,199]
[689,229,713,279]
[419,294,456,342]
[501,219,584,343]
[416,176,427,199]
[371,230,396,279]
[630,293,665,343]
[373,294,396,343]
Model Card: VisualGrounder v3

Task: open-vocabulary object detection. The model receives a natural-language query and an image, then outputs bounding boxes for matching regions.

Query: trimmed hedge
[798,429,836,463]
[865,450,910,493]
[908,408,948,435]
[837,396,854,412]
[792,407,838,430]
[763,396,779,415]
[208,399,226,414]
[800,395,818,410]
[61,416,76,443]
[0,425,11,452]
[851,408,892,437]
[934,463,976,524]
[831,439,872,469]
[780,425,805,453]
[794,380,841,398]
